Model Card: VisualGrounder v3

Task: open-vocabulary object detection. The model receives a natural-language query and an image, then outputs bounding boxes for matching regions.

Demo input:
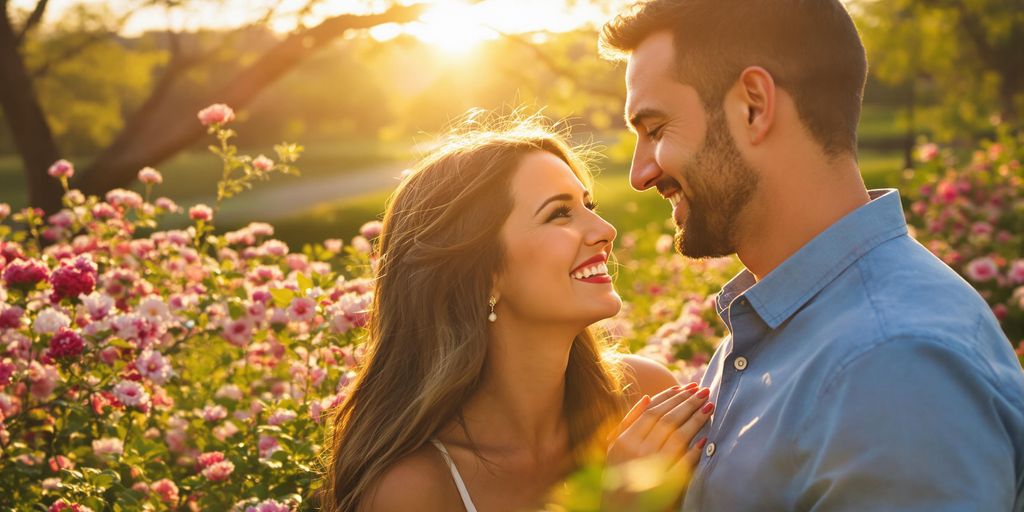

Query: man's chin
[674,227,733,259]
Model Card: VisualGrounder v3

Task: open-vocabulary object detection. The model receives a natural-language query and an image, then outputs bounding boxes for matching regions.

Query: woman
[321,117,713,512]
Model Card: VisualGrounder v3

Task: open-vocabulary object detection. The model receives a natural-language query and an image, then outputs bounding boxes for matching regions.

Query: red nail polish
[696,437,708,449]
[701,402,715,414]
[683,382,699,390]
[697,388,711,399]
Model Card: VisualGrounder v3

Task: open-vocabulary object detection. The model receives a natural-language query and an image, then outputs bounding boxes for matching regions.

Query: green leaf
[270,288,295,308]
[296,273,313,294]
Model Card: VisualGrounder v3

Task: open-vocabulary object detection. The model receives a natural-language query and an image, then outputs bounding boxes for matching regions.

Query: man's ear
[736,66,776,146]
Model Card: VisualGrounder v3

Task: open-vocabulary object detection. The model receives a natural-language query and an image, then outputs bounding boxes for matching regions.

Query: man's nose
[629,145,660,192]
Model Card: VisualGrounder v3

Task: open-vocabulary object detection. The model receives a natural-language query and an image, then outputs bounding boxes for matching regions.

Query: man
[600,1,1024,510]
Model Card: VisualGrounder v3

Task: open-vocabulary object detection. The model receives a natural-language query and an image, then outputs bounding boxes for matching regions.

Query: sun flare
[406,1,496,55]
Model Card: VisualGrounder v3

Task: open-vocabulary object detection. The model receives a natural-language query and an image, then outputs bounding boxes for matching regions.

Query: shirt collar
[717,189,909,329]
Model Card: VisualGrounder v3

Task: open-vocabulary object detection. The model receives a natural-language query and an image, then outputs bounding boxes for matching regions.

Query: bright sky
[10,0,625,54]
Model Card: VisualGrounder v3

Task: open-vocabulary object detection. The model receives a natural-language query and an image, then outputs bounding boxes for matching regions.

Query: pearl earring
[488,296,498,322]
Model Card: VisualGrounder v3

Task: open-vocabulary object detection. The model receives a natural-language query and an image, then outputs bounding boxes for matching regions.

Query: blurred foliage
[858,0,1024,141]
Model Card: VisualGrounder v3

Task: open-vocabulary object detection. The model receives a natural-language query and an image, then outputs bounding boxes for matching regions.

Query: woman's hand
[603,383,714,510]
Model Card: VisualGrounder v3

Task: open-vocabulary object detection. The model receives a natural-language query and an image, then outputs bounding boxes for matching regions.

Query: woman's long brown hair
[320,116,626,512]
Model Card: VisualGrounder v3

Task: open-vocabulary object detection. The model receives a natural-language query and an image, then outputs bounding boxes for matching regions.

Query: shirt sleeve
[791,336,1018,511]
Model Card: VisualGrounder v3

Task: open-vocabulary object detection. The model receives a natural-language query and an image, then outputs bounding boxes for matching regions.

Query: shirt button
[733,356,748,371]
[705,442,716,458]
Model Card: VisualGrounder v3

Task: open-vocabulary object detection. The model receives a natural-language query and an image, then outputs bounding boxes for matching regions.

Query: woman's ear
[736,66,776,146]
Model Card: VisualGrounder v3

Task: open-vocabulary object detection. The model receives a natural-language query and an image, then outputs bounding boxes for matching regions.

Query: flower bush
[905,127,1024,355]
[0,102,1016,510]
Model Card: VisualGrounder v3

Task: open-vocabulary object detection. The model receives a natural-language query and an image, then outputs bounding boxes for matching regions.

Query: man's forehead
[624,31,677,112]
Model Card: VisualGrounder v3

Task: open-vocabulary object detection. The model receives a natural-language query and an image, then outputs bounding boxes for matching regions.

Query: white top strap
[430,439,478,512]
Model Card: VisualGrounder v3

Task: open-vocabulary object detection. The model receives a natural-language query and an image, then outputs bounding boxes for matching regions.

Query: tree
[857,0,1024,143]
[0,0,425,213]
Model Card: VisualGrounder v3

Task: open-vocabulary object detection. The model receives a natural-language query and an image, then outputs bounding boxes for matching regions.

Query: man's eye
[646,125,664,140]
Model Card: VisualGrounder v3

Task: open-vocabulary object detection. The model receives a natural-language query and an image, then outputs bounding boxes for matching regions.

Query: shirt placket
[693,296,761,509]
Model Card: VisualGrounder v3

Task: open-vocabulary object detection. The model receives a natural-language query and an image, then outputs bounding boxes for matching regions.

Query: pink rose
[112,380,150,408]
[47,159,75,179]
[287,297,317,324]
[197,451,225,468]
[3,258,49,287]
[137,167,163,185]
[47,328,85,359]
[49,255,97,302]
[92,437,124,457]
[150,479,179,504]
[965,256,999,282]
[0,203,10,220]
[359,221,383,239]
[916,143,939,163]
[1008,260,1024,285]
[189,204,213,222]
[201,460,235,482]
[197,103,235,127]
[258,435,280,459]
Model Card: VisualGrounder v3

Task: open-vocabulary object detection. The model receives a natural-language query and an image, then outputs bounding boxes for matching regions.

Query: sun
[407,1,498,55]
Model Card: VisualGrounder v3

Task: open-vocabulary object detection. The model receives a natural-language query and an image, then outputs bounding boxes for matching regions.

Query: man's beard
[675,109,759,258]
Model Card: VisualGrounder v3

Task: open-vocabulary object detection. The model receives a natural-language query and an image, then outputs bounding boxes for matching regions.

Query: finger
[648,384,686,408]
[646,388,712,450]
[667,437,707,484]
[626,386,698,440]
[612,394,650,439]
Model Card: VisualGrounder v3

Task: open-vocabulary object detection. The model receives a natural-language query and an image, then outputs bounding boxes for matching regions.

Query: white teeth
[571,262,609,280]
[668,192,683,207]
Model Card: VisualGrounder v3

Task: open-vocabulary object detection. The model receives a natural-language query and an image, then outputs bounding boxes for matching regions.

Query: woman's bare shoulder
[359,445,461,512]
[619,354,680,404]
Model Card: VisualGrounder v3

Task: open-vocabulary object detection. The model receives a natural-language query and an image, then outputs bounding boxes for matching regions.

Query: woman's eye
[547,205,572,222]
[585,201,598,211]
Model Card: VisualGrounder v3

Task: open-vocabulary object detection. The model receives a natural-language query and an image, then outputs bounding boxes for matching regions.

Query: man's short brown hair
[601,0,867,158]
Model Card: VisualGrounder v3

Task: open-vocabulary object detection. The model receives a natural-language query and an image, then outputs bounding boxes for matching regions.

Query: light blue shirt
[682,189,1024,511]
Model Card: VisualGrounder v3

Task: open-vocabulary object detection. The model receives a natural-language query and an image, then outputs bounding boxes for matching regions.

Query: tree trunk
[74,4,424,200]
[0,5,63,214]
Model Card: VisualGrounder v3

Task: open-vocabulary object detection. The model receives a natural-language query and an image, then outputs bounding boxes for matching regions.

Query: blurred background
[1,0,1022,248]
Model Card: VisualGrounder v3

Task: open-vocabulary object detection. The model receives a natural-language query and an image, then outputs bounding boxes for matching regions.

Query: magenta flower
[48,500,93,512]
[0,304,23,329]
[3,258,49,287]
[47,329,85,360]
[49,255,97,302]
[197,103,235,127]
[47,159,75,179]
[246,499,294,512]
[189,204,213,222]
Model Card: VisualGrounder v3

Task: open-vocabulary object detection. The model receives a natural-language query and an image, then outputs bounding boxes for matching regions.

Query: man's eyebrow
[534,190,592,216]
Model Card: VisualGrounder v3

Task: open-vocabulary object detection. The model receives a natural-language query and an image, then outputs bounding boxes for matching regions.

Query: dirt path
[203,163,409,225]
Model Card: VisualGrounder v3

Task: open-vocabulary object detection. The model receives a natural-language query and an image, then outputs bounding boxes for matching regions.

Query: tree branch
[76,2,427,195]
[13,0,47,46]
[29,9,133,79]
[496,29,622,100]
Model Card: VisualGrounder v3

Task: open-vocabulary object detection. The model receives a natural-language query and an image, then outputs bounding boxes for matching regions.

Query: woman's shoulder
[618,354,680,404]
[360,444,461,512]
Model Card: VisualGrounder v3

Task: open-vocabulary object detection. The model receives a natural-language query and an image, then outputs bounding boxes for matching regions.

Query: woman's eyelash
[547,201,598,222]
